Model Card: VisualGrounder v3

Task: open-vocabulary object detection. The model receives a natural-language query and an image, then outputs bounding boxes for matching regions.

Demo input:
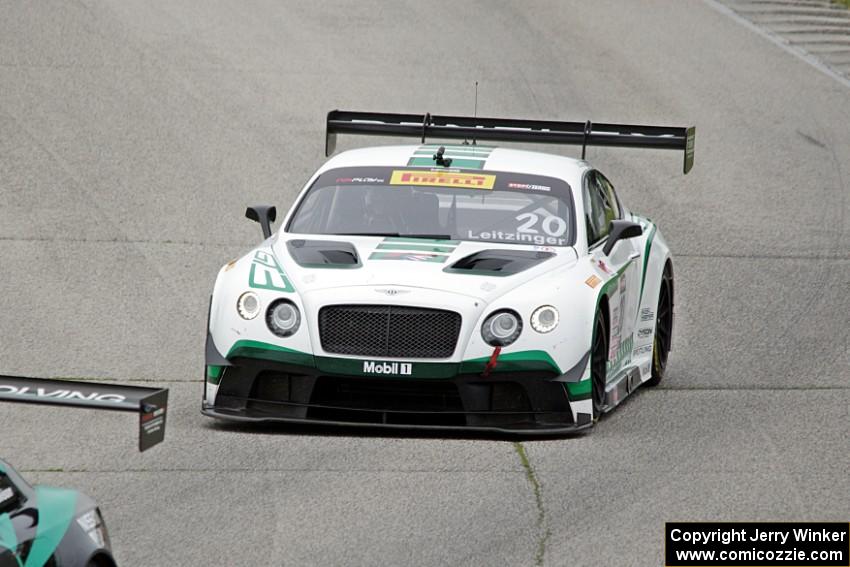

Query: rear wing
[326,110,695,174]
[0,375,167,452]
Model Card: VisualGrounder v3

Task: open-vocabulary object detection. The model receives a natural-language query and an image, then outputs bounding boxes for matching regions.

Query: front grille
[319,304,461,358]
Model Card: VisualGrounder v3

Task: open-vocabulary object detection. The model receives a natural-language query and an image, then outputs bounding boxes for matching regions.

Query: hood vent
[445,249,554,276]
[286,239,360,268]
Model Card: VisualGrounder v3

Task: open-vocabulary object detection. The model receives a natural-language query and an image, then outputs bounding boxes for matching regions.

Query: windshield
[286,167,575,246]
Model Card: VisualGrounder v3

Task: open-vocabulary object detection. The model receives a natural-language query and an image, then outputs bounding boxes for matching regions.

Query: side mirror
[245,205,277,239]
[602,220,643,256]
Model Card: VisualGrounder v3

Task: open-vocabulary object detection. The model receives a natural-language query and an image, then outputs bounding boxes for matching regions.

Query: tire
[86,555,116,567]
[645,264,673,387]
[591,307,608,420]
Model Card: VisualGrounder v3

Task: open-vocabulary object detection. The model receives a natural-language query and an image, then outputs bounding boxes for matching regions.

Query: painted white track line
[702,0,850,89]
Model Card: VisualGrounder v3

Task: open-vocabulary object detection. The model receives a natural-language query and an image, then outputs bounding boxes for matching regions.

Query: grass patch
[832,0,850,8]
[513,442,551,567]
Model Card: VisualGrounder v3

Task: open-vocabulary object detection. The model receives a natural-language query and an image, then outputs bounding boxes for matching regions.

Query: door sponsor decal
[608,272,628,360]
[633,344,652,357]
[607,336,634,373]
[609,305,621,360]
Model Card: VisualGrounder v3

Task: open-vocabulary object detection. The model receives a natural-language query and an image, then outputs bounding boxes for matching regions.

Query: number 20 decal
[516,212,568,237]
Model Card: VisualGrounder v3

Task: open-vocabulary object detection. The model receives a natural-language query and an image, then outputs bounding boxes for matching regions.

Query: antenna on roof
[472,81,478,146]
[581,120,592,160]
[463,81,479,146]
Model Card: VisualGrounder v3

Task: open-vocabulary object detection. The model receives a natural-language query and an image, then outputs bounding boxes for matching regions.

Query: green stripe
[377,243,456,253]
[222,341,561,378]
[566,379,592,400]
[637,223,657,304]
[295,262,361,270]
[588,262,632,380]
[411,144,492,157]
[413,149,493,157]
[412,152,491,160]
[384,237,460,244]
[206,365,223,385]
[317,353,557,378]
[459,350,561,374]
[419,144,495,151]
[597,262,630,308]
[407,157,485,169]
[248,251,294,293]
[315,357,457,379]
[227,340,315,367]
[369,252,449,262]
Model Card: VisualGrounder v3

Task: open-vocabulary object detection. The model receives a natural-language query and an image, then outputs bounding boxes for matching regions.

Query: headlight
[530,305,559,333]
[481,310,522,346]
[76,509,110,549]
[236,291,260,320]
[266,299,300,337]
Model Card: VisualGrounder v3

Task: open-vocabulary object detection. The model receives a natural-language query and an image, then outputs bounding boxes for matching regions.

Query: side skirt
[601,365,643,413]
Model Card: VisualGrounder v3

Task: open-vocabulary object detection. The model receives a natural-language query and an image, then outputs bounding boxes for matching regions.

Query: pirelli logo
[390,170,495,190]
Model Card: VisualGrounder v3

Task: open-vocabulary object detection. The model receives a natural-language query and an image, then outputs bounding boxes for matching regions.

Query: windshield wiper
[399,233,454,240]
[330,232,400,237]
[331,232,454,240]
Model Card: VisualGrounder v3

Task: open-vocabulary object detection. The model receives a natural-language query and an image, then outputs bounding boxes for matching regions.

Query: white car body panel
[204,144,673,429]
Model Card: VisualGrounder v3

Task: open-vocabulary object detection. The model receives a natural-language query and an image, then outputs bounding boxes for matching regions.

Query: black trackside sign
[0,375,169,452]
[139,388,168,452]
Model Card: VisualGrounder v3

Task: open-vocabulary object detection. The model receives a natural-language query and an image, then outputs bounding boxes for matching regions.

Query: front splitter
[202,407,593,437]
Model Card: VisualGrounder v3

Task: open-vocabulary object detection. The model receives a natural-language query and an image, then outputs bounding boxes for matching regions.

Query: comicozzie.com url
[665,522,849,567]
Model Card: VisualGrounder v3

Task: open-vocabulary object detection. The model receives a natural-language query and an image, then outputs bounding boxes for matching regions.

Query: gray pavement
[1,0,848,565]
[714,0,850,81]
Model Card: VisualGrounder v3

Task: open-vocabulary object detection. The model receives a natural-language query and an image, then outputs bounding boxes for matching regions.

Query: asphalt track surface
[1,1,848,565]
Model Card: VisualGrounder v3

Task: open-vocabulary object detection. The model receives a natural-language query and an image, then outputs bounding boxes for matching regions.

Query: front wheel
[591,308,608,420]
[645,264,673,387]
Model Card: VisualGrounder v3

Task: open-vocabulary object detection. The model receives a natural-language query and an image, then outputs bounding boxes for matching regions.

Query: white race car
[203,111,694,433]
